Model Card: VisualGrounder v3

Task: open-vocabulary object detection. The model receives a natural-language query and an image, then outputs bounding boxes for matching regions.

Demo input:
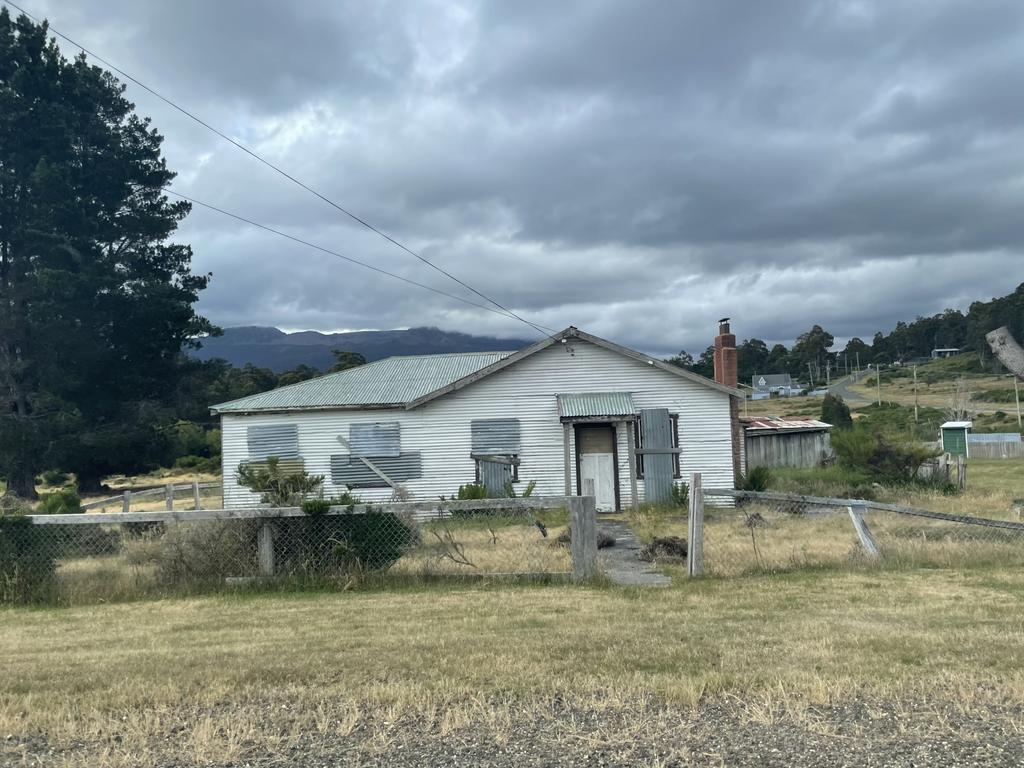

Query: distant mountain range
[190,326,533,372]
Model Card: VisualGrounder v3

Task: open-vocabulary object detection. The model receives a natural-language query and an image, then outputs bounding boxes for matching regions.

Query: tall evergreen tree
[0,11,214,496]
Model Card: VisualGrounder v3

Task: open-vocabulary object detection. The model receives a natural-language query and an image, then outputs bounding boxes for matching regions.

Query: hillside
[190,326,533,372]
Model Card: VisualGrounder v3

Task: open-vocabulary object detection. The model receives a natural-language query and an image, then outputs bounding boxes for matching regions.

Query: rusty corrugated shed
[742,416,832,434]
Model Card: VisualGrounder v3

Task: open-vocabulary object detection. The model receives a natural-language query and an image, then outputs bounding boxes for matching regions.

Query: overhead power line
[163,187,558,331]
[1,0,553,340]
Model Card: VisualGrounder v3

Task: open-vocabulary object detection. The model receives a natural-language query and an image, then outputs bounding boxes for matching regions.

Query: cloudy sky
[18,0,1024,355]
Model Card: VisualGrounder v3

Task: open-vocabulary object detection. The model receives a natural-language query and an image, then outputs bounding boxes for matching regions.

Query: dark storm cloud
[20,0,1024,355]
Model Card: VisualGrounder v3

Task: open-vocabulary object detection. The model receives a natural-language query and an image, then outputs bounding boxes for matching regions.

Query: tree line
[667,283,1024,385]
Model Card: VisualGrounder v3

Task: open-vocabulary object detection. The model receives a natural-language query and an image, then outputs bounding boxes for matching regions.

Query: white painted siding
[221,339,735,508]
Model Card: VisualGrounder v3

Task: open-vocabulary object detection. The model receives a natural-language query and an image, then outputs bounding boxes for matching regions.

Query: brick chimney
[713,318,738,389]
[713,318,743,485]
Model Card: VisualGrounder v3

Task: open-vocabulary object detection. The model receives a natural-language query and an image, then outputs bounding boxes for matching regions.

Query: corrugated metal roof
[557,392,636,418]
[742,416,832,433]
[941,421,973,429]
[967,432,1022,443]
[211,352,513,413]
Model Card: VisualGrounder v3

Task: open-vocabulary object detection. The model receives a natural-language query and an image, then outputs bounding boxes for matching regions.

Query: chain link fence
[698,489,1024,577]
[1,498,597,606]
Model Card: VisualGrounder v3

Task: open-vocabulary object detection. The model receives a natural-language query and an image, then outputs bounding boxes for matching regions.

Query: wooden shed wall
[745,430,832,470]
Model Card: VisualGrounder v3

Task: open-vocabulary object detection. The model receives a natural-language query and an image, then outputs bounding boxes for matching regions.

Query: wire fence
[1,498,597,606]
[697,488,1024,577]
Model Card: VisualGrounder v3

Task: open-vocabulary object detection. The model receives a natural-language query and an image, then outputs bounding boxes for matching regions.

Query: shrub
[173,454,220,473]
[670,481,689,507]
[126,519,256,586]
[37,487,82,515]
[820,393,853,429]
[0,506,57,604]
[300,492,360,516]
[456,483,488,500]
[236,457,323,506]
[833,425,939,485]
[833,427,876,470]
[38,469,69,487]
[739,466,772,492]
[275,512,418,574]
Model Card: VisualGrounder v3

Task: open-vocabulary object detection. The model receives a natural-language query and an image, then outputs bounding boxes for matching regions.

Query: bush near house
[0,499,56,604]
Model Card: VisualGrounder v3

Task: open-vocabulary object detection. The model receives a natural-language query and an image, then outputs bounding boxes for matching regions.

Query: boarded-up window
[247,424,300,460]
[330,453,422,488]
[349,422,401,457]
[471,418,521,455]
[635,413,680,479]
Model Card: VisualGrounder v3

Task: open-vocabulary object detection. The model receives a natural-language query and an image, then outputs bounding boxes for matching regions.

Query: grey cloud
[24,0,1024,356]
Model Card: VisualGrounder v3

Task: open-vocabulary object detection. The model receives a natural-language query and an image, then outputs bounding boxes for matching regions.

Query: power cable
[163,187,558,331]
[1,0,554,339]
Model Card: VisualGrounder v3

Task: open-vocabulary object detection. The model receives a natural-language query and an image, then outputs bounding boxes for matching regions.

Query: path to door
[598,520,673,587]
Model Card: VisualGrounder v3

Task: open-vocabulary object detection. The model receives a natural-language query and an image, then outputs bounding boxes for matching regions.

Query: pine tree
[0,10,214,496]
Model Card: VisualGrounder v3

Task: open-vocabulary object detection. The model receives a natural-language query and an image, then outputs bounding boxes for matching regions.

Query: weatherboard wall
[220,339,735,508]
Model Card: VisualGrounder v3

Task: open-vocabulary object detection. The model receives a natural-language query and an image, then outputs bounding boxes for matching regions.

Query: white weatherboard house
[212,326,742,512]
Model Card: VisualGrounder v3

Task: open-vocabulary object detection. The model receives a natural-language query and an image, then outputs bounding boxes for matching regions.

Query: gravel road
[6,695,1021,767]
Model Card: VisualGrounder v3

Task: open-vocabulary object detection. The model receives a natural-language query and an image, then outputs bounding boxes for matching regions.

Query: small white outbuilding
[211,326,742,512]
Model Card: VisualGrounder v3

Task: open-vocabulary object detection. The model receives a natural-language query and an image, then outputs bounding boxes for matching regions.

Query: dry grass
[3,568,1024,766]
[848,371,1014,413]
[628,458,1024,578]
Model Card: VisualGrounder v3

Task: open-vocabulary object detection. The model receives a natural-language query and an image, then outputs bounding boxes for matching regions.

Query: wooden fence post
[192,480,201,511]
[122,490,131,514]
[165,484,174,511]
[687,472,704,577]
[846,503,880,558]
[257,522,275,577]
[570,495,597,582]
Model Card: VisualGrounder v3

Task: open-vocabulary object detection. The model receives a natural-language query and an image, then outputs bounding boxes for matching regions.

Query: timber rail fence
[80,481,221,512]
[3,496,598,605]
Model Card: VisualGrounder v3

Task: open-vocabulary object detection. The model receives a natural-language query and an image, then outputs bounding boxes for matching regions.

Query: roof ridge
[383,350,515,360]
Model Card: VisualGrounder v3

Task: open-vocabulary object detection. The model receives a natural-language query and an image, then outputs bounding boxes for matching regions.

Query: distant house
[751,373,796,400]
[211,325,743,513]
[931,348,961,359]
[742,416,833,470]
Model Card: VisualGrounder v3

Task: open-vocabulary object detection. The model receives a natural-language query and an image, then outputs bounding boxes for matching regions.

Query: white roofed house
[211,325,743,512]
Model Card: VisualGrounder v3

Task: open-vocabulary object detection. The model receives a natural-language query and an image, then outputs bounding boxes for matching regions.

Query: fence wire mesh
[1,504,574,606]
[699,489,1024,577]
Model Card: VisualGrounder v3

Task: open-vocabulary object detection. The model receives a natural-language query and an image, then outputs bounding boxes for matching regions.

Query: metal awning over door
[557,392,636,421]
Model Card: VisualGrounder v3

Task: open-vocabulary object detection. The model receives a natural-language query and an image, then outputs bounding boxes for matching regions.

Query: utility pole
[913,365,919,423]
[807,361,814,389]
[856,352,860,375]
[826,360,831,387]
[877,365,882,406]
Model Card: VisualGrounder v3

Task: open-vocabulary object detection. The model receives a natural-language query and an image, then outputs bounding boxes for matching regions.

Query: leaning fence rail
[704,489,1024,531]
[697,487,1024,576]
[3,496,598,606]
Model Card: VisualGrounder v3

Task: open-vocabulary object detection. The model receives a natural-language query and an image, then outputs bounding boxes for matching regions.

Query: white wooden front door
[577,425,617,512]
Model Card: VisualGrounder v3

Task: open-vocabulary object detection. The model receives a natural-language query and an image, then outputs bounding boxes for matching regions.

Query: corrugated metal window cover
[557,392,636,418]
[331,453,422,488]
[471,418,521,454]
[247,424,300,460]
[349,422,401,457]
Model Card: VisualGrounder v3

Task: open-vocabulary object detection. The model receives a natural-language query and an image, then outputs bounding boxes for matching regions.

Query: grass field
[3,569,1024,766]
[5,459,1024,763]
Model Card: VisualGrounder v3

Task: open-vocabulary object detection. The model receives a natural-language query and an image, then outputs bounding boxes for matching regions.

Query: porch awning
[556,392,636,420]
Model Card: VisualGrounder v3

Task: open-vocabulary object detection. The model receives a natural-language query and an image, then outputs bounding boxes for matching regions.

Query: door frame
[573,422,621,512]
